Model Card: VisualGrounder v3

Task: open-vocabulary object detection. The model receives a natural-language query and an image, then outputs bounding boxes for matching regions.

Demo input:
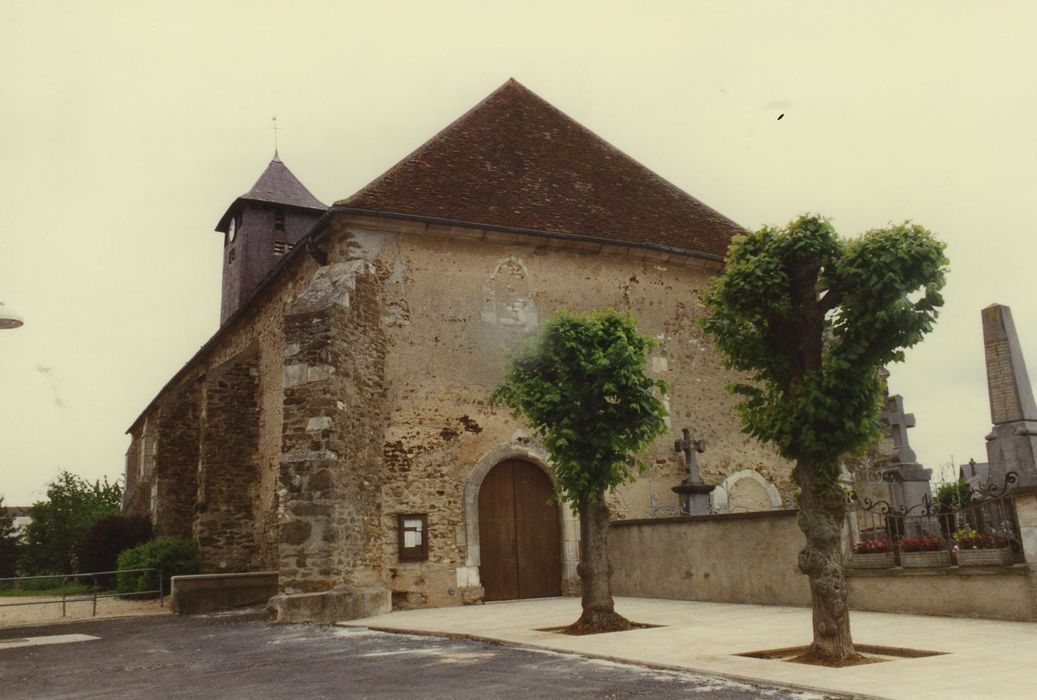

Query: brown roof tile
[338,79,742,257]
[217,154,327,232]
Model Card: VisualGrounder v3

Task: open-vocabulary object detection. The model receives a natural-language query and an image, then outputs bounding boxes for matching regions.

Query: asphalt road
[0,612,834,699]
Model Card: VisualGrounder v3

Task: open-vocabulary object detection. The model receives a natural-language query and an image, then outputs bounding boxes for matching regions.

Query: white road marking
[0,634,100,650]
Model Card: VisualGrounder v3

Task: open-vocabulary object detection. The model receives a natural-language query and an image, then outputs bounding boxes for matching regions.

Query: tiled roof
[338,79,742,257]
[216,154,327,232]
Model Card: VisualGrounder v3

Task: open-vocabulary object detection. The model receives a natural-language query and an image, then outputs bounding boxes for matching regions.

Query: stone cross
[674,428,707,485]
[672,427,715,515]
[882,394,917,464]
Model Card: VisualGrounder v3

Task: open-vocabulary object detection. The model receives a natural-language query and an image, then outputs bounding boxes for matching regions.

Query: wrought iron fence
[847,471,1023,566]
[0,568,164,618]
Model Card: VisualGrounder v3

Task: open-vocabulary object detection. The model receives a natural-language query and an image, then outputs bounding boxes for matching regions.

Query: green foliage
[73,515,153,585]
[702,214,948,487]
[0,580,91,597]
[0,497,20,579]
[935,480,972,508]
[491,309,669,509]
[116,537,199,596]
[20,471,122,575]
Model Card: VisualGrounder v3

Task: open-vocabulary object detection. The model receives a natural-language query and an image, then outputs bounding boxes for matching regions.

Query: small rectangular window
[274,209,285,232]
[228,249,236,264]
[397,514,428,562]
[273,241,287,256]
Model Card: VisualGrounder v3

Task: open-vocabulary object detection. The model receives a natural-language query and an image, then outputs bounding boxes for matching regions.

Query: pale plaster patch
[279,450,339,464]
[306,416,333,431]
[284,364,335,388]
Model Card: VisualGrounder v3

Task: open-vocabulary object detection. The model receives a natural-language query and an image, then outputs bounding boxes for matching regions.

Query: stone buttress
[268,260,391,622]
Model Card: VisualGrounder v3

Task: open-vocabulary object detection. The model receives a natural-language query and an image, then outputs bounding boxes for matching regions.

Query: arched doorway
[477,458,562,601]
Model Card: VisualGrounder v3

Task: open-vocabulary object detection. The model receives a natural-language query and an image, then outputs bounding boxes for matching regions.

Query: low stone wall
[609,510,811,607]
[847,565,1037,621]
[609,511,1037,622]
[170,572,278,614]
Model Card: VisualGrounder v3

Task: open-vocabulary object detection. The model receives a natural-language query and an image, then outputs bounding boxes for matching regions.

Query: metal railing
[848,471,1024,565]
[0,568,163,618]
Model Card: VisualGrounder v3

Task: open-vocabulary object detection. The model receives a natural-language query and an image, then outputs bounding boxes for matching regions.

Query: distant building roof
[960,460,990,484]
[216,154,327,232]
[338,79,742,258]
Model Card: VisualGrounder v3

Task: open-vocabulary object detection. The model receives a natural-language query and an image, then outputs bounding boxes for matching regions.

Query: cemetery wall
[610,512,1037,622]
[847,567,1037,621]
[608,510,811,606]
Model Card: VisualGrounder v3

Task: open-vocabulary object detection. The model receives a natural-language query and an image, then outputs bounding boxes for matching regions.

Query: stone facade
[125,214,794,617]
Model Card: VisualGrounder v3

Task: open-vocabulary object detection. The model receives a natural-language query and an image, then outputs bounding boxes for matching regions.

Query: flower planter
[900,550,951,568]
[849,552,896,569]
[957,547,1013,567]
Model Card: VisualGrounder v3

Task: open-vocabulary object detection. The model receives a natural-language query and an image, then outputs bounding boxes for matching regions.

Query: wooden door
[478,459,562,601]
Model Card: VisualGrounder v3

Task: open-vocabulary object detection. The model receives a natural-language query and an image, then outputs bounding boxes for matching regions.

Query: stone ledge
[847,564,1030,577]
[171,572,278,614]
[611,509,798,527]
[268,585,390,624]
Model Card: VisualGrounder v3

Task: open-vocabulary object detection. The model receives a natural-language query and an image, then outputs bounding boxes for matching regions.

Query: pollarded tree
[492,309,668,634]
[702,214,947,663]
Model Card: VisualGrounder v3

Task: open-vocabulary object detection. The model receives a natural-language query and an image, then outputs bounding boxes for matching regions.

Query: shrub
[73,516,153,585]
[116,538,199,596]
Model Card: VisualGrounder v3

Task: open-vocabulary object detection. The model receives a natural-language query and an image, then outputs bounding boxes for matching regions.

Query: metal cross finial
[270,116,280,157]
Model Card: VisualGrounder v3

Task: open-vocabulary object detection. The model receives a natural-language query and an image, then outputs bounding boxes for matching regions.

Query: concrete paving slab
[343,596,1037,700]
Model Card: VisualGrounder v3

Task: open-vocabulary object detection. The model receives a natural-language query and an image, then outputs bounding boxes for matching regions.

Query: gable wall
[323,214,793,606]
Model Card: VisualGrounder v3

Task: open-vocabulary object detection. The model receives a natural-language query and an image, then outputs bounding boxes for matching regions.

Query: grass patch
[0,583,94,598]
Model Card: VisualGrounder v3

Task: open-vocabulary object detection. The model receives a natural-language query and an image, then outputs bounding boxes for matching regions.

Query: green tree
[0,496,20,578]
[702,214,947,662]
[20,471,122,575]
[492,309,668,633]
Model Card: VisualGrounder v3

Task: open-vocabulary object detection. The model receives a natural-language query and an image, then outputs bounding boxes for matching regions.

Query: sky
[1,0,1035,504]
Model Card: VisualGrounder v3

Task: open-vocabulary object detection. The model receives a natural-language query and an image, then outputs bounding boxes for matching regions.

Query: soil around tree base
[788,651,878,667]
[543,610,659,636]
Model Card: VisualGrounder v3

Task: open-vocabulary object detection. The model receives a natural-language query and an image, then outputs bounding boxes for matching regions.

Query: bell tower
[215,153,327,325]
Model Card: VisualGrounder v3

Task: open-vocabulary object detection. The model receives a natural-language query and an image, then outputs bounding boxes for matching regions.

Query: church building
[122,79,792,621]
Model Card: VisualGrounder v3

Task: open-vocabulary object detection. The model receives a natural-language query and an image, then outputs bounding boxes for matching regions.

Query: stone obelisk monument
[982,304,1037,489]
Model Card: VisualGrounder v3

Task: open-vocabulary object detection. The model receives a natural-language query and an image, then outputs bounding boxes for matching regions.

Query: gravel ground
[0,594,169,628]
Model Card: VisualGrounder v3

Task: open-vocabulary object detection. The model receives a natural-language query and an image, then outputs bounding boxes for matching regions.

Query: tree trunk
[566,493,633,634]
[794,460,861,664]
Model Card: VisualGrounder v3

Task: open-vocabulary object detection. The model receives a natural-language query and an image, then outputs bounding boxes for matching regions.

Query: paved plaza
[350,596,1037,700]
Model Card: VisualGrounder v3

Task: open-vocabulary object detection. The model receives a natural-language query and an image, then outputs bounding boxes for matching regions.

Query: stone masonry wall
[195,346,261,572]
[278,260,388,594]
[319,214,793,609]
[153,385,201,539]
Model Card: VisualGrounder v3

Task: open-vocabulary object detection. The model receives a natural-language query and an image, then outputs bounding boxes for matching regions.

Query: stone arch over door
[714,469,783,513]
[462,443,577,598]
